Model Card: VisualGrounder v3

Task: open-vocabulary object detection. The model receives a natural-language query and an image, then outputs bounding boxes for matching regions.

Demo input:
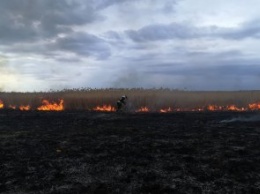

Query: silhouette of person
[117,95,127,111]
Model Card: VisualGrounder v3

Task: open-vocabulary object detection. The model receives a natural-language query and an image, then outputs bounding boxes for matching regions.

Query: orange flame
[136,106,149,112]
[191,107,204,112]
[248,103,260,110]
[207,105,224,111]
[226,105,244,111]
[2,97,260,112]
[19,105,30,111]
[0,100,4,109]
[37,99,64,111]
[207,105,215,111]
[93,104,116,112]
[157,104,250,113]
[160,107,172,113]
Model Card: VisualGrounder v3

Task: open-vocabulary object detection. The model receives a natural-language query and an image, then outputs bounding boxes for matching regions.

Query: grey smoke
[221,114,260,123]
[112,68,143,88]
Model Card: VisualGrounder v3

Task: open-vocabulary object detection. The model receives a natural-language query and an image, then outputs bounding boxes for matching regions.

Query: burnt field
[1,110,260,193]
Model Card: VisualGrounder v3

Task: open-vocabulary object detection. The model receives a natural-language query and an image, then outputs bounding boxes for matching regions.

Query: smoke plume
[221,114,260,123]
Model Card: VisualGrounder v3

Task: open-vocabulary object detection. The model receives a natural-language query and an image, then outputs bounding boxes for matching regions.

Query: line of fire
[0,99,260,112]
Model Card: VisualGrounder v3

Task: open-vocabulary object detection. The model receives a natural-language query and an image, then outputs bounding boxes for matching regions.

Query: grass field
[0,88,260,111]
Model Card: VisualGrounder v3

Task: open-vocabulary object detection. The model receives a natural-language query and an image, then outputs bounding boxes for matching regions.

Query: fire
[226,105,244,111]
[0,100,3,109]
[191,108,204,112]
[136,106,149,112]
[248,102,260,110]
[37,99,64,111]
[93,104,116,112]
[1,97,260,112]
[19,105,30,111]
[207,105,224,111]
[160,107,172,113]
[6,104,30,110]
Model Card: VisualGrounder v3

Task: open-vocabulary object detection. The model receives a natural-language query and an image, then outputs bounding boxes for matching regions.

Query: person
[116,95,127,111]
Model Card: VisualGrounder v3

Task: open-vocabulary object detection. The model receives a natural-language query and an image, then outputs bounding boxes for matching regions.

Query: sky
[1,0,260,92]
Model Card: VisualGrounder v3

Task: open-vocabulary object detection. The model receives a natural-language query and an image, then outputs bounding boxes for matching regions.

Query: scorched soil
[0,110,260,193]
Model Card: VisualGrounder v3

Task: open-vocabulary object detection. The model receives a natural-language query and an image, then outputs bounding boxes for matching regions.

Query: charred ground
[0,110,260,193]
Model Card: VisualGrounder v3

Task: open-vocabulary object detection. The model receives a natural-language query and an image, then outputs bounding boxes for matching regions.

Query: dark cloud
[125,22,201,42]
[95,0,180,12]
[143,52,260,78]
[93,0,134,10]
[162,0,178,13]
[142,60,260,91]
[121,49,260,90]
[125,18,260,42]
[216,20,260,40]
[0,0,144,44]
[147,63,260,77]
[105,31,123,40]
[0,0,99,44]
[53,32,111,60]
[4,31,112,60]
[54,56,82,63]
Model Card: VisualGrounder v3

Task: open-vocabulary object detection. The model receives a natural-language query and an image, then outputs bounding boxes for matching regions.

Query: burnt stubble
[1,110,260,193]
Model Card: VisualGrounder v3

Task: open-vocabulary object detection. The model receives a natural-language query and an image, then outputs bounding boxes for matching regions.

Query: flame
[248,103,260,110]
[93,104,116,112]
[2,97,260,112]
[226,105,244,111]
[160,107,172,113]
[19,105,30,111]
[191,108,204,112]
[157,104,249,113]
[206,105,247,112]
[207,105,224,111]
[37,99,64,111]
[0,100,4,109]
[9,105,16,110]
[8,104,30,110]
[136,106,149,112]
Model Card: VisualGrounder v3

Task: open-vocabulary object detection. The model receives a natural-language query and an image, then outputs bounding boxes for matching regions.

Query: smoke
[112,68,143,88]
[220,114,260,123]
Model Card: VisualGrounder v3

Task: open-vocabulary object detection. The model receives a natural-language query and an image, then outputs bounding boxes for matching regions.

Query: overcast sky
[1,0,260,92]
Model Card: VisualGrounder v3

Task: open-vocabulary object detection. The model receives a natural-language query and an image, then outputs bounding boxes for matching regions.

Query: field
[1,89,260,111]
[1,89,260,193]
[1,110,260,193]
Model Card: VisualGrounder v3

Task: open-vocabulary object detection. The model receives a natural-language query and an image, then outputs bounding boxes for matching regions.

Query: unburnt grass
[0,110,260,193]
[1,89,260,111]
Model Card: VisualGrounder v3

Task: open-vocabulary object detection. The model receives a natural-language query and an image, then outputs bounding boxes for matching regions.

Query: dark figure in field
[117,95,127,111]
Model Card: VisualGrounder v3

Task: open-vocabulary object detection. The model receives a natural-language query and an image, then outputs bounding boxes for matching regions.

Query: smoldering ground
[221,114,260,123]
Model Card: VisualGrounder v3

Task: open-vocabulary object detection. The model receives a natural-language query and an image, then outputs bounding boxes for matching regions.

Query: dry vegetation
[1,88,260,111]
[1,89,260,193]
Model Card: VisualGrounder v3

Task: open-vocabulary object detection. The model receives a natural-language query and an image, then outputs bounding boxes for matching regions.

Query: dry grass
[0,88,260,111]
